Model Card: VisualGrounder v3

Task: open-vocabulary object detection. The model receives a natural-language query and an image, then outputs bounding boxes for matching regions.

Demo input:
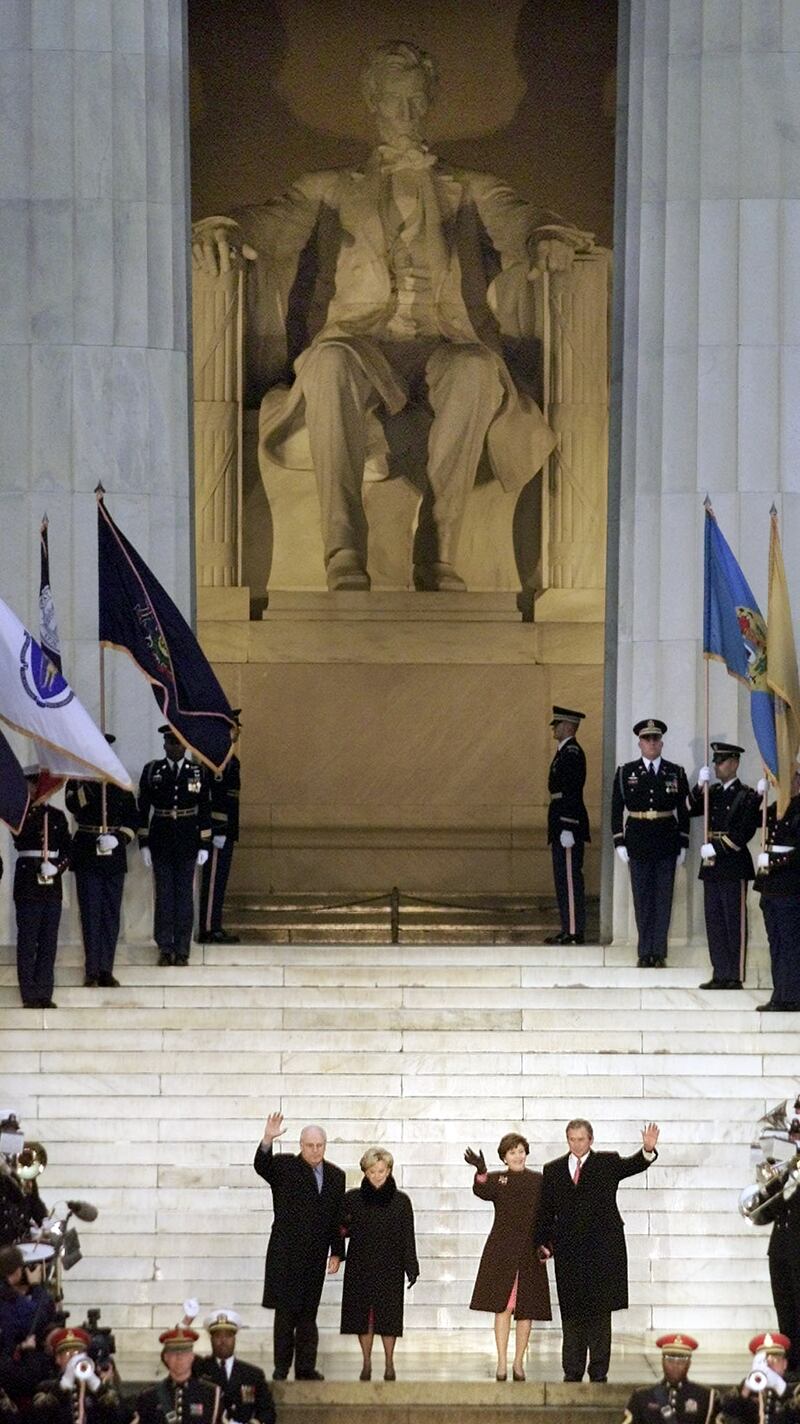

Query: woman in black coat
[339,1148,418,1381]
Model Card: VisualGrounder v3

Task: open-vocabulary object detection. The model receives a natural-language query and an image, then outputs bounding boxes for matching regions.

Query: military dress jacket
[32,1377,121,1424]
[623,1378,716,1424]
[754,797,800,898]
[687,779,762,882]
[133,1377,221,1424]
[137,759,212,859]
[611,759,690,861]
[209,755,240,844]
[547,738,590,844]
[65,781,138,876]
[12,807,70,902]
[717,1382,800,1422]
[194,1358,274,1424]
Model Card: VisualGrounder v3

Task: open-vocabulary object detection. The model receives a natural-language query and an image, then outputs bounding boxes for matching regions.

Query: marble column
[0,0,193,944]
[607,0,800,944]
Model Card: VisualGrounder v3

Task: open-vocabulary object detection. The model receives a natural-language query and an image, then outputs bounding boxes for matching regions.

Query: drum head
[20,1242,55,1263]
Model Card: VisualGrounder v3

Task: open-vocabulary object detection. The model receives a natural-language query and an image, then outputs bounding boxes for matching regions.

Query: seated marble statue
[192,41,592,592]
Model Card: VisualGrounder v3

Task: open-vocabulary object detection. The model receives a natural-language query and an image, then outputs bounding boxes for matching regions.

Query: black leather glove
[464,1146,486,1173]
[406,1271,418,1290]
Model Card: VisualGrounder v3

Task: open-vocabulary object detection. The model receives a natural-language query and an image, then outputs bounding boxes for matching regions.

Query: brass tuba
[739,1094,800,1224]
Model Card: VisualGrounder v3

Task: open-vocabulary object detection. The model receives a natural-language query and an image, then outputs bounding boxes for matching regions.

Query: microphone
[66,1200,98,1222]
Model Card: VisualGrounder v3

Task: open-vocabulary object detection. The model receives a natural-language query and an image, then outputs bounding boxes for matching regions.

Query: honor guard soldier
[197,716,241,945]
[717,1332,800,1422]
[134,1329,221,1424]
[32,1326,121,1424]
[754,767,800,1013]
[622,1334,716,1424]
[611,720,690,967]
[687,743,762,990]
[545,706,590,945]
[196,1310,275,1424]
[65,739,138,988]
[12,770,70,1008]
[138,728,212,966]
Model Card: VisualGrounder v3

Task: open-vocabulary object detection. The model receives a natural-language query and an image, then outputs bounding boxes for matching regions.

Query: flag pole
[95,484,109,838]
[702,496,712,843]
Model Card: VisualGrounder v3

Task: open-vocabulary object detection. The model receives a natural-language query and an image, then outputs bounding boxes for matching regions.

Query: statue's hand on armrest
[192,216,257,276]
[528,224,595,280]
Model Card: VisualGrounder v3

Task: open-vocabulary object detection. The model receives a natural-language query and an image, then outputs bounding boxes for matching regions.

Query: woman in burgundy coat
[466,1131,551,1381]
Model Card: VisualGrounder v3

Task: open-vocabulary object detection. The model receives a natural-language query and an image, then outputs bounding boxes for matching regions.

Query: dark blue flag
[0,729,30,834]
[97,496,235,772]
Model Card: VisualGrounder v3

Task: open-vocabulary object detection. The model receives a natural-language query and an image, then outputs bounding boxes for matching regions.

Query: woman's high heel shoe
[496,1370,507,1381]
[513,1366,526,1382]
[359,1365,371,1381]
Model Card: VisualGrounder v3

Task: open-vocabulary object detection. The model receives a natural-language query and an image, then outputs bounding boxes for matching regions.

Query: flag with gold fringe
[766,506,800,814]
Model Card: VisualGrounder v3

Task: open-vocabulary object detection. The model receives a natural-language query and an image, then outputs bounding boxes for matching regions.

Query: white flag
[0,595,133,788]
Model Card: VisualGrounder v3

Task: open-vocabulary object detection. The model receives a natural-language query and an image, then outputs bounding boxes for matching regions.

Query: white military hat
[204,1308,242,1332]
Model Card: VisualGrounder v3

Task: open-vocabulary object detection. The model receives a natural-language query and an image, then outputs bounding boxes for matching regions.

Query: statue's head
[361,41,437,148]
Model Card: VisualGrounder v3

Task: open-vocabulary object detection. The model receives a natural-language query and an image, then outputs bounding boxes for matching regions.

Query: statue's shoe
[414,561,467,592]
[327,549,370,591]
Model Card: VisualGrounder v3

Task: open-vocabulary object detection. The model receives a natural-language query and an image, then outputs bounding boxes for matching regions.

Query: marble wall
[610,0,800,942]
[0,0,193,942]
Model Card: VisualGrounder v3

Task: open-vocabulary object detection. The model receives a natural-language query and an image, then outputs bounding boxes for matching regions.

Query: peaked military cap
[634,718,667,737]
[711,741,744,761]
[550,706,585,726]
[159,1327,198,1351]
[49,1327,91,1355]
[158,724,179,736]
[204,1308,242,1333]
[749,1331,790,1355]
[656,1333,698,1356]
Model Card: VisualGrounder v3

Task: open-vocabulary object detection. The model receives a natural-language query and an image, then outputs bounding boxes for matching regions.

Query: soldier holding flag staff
[198,715,241,945]
[687,742,762,990]
[753,767,800,1013]
[66,736,138,988]
[544,706,589,946]
[13,770,70,1008]
[138,728,212,967]
[611,719,690,967]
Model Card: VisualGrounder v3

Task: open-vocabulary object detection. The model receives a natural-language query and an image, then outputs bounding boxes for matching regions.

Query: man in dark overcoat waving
[535,1118,659,1383]
[254,1112,345,1382]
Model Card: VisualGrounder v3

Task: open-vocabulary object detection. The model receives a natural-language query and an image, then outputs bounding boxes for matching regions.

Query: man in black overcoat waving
[535,1118,659,1383]
[254,1112,345,1382]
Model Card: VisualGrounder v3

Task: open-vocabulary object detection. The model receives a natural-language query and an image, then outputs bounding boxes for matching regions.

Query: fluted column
[0,0,192,940]
[608,0,800,943]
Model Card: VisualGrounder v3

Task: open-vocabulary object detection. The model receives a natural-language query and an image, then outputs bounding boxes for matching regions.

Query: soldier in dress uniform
[753,767,800,1013]
[31,1326,121,1424]
[717,1331,800,1422]
[622,1333,716,1423]
[195,1310,275,1424]
[12,771,70,1008]
[133,1329,221,1424]
[138,728,212,966]
[687,742,762,990]
[65,738,138,988]
[611,720,690,967]
[197,717,241,946]
[544,707,590,947]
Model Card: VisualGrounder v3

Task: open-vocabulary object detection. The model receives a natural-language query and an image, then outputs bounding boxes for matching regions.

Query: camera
[82,1310,116,1368]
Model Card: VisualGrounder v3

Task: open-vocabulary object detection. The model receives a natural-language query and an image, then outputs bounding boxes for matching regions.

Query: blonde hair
[360,1146,394,1173]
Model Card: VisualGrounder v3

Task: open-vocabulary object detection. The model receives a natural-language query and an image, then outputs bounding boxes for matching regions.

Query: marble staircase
[0,936,789,1385]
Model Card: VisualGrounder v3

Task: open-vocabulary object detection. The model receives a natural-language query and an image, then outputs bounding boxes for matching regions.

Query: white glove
[38,861,57,879]
[212,834,226,850]
[698,765,711,784]
[559,830,575,849]
[749,1352,787,1396]
[700,843,716,861]
[677,849,686,867]
[757,778,768,795]
[182,1297,199,1324]
[60,1355,83,1390]
[84,1367,101,1394]
[97,834,118,852]
[140,846,152,869]
[196,849,209,866]
[615,846,629,864]
[757,851,770,870]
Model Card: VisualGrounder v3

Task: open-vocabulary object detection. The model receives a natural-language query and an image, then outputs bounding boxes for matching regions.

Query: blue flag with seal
[97,493,235,772]
[703,502,777,775]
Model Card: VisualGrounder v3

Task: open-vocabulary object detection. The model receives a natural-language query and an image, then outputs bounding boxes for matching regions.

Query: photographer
[0,1246,55,1406]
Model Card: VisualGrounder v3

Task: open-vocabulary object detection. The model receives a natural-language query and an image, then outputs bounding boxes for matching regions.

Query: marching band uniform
[134,1330,220,1424]
[754,785,800,1012]
[32,1328,121,1424]
[545,707,590,946]
[66,746,138,987]
[197,718,241,946]
[195,1310,275,1424]
[687,743,762,989]
[622,1334,716,1424]
[611,719,690,966]
[138,730,212,966]
[717,1332,800,1422]
[13,787,70,1009]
